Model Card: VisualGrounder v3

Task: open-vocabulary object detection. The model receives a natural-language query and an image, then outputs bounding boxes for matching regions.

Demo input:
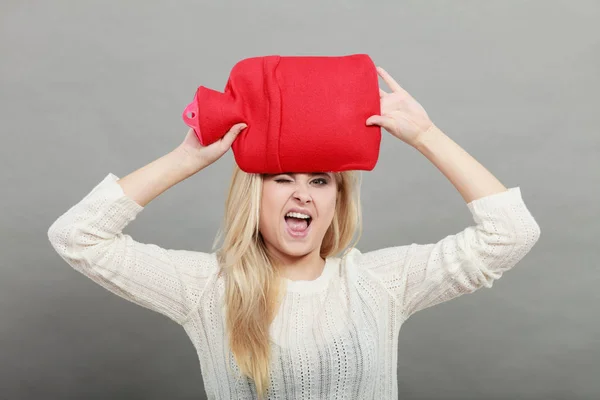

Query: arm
[47,123,247,324]
[413,123,508,203]
[361,67,541,321]
[116,148,197,207]
[115,121,246,207]
[359,186,540,320]
[47,149,217,325]
[369,66,507,204]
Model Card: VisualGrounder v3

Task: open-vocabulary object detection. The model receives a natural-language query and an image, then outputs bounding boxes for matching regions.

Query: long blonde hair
[212,163,363,399]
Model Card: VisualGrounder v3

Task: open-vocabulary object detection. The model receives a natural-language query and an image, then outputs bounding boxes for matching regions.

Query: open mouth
[284,215,312,231]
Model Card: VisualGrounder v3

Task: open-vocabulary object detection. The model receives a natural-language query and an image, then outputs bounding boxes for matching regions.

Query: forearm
[413,124,507,204]
[117,148,196,207]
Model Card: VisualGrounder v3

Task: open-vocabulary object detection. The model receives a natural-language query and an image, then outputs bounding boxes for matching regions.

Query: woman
[47,67,541,399]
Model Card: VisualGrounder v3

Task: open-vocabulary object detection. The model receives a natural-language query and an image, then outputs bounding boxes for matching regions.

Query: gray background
[1,0,598,399]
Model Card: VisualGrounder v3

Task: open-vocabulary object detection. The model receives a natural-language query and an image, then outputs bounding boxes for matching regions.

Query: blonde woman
[47,67,541,399]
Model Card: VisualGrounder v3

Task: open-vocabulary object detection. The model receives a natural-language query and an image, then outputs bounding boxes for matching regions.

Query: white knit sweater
[47,173,540,399]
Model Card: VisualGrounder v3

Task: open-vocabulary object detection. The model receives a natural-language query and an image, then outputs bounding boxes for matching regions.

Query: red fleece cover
[182,54,381,173]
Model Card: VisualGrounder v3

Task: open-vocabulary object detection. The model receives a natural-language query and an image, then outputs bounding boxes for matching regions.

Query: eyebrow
[283,172,332,178]
[267,172,333,179]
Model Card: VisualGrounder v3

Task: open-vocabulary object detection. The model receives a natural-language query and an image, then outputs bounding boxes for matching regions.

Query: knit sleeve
[47,173,218,325]
[357,187,541,320]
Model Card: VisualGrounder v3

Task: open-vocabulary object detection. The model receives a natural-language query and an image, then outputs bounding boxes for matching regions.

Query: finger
[379,88,388,98]
[376,66,404,94]
[219,123,247,146]
[232,123,247,133]
[230,123,247,138]
[366,115,393,127]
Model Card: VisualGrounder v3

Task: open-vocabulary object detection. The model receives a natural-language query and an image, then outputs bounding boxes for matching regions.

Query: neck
[269,248,326,281]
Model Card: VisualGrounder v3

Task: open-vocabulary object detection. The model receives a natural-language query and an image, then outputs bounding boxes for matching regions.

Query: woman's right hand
[177,123,247,173]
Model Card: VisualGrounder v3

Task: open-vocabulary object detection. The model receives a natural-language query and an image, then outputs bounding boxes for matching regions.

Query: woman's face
[259,172,338,260]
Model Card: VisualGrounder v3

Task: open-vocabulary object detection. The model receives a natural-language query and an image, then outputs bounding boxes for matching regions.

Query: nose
[292,186,312,204]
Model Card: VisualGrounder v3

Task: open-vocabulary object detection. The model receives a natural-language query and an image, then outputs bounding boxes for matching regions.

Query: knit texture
[47,173,541,399]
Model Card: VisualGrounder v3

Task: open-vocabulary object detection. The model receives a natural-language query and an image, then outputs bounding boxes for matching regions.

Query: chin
[279,241,316,257]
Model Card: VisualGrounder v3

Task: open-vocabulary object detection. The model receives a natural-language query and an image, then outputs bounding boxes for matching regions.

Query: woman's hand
[176,123,247,174]
[366,66,434,147]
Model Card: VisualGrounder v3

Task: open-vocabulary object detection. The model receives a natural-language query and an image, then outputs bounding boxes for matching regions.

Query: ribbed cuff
[466,187,523,214]
[90,173,145,233]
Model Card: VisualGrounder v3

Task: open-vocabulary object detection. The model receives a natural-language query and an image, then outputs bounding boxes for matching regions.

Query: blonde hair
[212,163,363,399]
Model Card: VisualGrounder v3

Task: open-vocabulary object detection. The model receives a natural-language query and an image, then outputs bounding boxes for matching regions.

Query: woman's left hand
[366,66,435,147]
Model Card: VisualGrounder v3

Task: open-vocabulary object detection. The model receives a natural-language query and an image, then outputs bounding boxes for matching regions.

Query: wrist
[171,146,206,176]
[412,123,444,152]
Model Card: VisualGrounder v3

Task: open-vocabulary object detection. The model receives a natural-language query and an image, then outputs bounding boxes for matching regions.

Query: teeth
[285,212,311,219]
